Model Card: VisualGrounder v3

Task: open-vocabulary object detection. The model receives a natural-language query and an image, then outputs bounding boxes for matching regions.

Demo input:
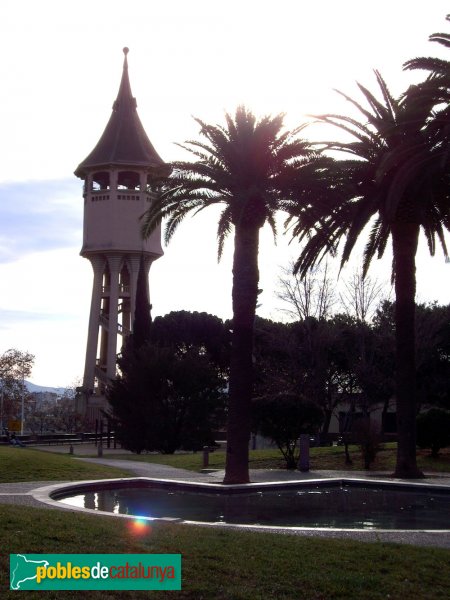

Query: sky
[0,0,449,387]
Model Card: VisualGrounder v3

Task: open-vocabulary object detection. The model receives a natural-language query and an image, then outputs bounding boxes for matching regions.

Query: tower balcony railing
[118,302,130,314]
[99,313,129,336]
[90,190,110,202]
[88,188,156,204]
[116,192,141,202]
[118,323,130,336]
[101,285,130,295]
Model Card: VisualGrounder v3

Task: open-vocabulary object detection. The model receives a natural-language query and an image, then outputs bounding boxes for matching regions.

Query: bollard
[298,434,310,472]
[97,441,103,457]
[202,446,209,468]
[69,444,74,455]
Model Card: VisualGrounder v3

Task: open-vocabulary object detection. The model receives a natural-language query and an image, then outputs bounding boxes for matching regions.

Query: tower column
[106,254,122,379]
[110,169,118,191]
[145,257,152,308]
[83,255,105,390]
[128,254,141,325]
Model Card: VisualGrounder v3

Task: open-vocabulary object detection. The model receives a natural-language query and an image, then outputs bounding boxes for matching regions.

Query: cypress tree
[132,254,152,351]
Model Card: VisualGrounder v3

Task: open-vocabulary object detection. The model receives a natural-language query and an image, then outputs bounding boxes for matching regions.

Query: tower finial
[123,47,129,70]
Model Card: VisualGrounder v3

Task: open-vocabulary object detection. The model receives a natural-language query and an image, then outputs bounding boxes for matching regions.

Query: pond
[55,480,450,530]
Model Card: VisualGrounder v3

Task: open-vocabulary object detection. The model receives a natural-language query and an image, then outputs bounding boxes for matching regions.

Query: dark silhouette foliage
[109,343,226,454]
[131,255,152,352]
[416,408,450,458]
[253,393,323,469]
[109,311,228,454]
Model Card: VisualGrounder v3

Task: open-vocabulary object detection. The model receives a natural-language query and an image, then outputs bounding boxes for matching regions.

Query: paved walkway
[1,445,450,548]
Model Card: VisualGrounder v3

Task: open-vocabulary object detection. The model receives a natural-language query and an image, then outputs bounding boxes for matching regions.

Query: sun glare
[127,517,152,537]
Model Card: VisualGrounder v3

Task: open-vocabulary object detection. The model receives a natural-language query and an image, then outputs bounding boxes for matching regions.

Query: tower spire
[112,47,135,112]
[74,48,168,176]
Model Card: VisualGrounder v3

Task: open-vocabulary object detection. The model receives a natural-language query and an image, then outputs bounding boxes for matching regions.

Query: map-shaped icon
[10,554,49,590]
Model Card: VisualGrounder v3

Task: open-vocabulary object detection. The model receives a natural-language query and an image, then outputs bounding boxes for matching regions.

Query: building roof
[75,48,167,178]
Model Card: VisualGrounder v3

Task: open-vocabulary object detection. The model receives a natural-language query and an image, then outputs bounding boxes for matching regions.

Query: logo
[10,554,181,590]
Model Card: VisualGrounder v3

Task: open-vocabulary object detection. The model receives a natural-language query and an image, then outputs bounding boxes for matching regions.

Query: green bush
[253,393,323,469]
[108,343,226,454]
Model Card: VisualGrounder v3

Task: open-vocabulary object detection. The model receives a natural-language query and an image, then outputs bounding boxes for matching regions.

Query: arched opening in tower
[118,170,140,190]
[91,171,110,191]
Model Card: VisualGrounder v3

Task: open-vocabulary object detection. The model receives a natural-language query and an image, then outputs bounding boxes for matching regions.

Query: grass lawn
[0,446,131,482]
[1,504,450,599]
[100,444,450,474]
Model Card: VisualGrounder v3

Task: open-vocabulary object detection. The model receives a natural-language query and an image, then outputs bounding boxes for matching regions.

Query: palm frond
[333,88,375,122]
[361,217,391,277]
[404,56,450,75]
[356,77,395,124]
[429,31,450,48]
[373,70,399,119]
[266,211,278,245]
[317,114,375,143]
[217,206,233,261]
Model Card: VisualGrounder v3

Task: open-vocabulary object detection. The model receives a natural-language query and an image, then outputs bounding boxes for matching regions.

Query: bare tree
[339,268,389,322]
[277,261,336,321]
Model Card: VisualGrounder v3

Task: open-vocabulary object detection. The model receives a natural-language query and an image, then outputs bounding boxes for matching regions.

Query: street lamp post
[0,386,4,433]
[20,374,25,436]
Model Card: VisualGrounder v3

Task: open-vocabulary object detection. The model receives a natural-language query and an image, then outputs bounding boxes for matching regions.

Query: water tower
[74,48,169,421]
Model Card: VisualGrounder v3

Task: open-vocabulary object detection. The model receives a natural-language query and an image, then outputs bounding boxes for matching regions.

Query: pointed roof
[75,48,167,177]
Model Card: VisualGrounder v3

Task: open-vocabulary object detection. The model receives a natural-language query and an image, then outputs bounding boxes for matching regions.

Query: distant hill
[25,381,67,395]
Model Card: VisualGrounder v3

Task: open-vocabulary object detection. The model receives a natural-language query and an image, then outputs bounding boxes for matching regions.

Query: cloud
[0,309,77,329]
[0,179,82,263]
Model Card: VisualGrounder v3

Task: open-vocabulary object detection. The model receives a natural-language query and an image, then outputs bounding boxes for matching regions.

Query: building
[74,48,169,421]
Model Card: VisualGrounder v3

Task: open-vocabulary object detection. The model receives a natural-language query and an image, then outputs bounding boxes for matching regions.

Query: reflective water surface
[58,483,450,529]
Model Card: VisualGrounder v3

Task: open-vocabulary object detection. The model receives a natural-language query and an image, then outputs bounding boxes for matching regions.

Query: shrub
[416,408,450,458]
[253,394,323,469]
[352,419,382,469]
[108,344,226,454]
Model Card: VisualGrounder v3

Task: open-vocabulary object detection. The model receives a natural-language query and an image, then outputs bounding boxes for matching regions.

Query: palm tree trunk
[224,223,260,484]
[392,221,424,478]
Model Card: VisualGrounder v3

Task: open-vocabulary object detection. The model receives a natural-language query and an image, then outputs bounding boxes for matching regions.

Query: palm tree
[290,71,450,478]
[141,106,331,483]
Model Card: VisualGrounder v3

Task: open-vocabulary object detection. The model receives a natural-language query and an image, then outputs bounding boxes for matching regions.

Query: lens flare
[128,517,152,537]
